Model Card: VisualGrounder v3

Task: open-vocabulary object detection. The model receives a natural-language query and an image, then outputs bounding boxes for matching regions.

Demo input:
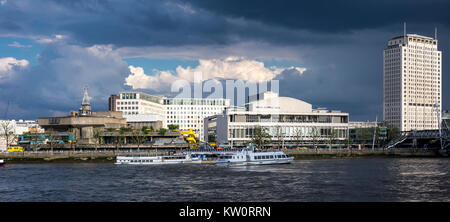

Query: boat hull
[230,158,294,166]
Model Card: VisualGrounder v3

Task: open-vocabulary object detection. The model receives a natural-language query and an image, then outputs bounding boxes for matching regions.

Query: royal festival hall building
[204,92,349,147]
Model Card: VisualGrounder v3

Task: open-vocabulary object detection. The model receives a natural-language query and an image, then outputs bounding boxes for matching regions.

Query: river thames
[1,158,449,202]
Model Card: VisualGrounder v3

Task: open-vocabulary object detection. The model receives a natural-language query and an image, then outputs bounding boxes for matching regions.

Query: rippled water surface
[1,158,449,201]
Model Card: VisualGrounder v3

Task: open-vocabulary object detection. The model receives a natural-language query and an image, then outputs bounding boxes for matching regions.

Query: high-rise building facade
[383,34,442,132]
[108,94,119,111]
[115,92,230,140]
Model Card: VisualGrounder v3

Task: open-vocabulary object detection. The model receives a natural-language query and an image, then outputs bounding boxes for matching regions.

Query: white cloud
[0,42,129,118]
[0,57,29,82]
[36,34,67,44]
[8,41,32,48]
[0,0,6,6]
[125,57,306,91]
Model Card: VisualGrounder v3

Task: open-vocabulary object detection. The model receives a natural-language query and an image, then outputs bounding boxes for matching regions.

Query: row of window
[163,99,227,106]
[117,106,138,110]
[254,155,289,160]
[117,101,139,105]
[167,106,223,110]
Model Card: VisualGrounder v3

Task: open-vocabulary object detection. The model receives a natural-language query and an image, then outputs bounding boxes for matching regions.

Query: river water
[1,158,449,202]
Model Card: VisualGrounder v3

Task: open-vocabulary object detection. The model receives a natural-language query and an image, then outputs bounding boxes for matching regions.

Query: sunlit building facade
[115,92,230,140]
[383,34,442,132]
[204,92,349,145]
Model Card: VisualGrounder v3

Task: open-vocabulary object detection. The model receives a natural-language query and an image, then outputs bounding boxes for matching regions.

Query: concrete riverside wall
[0,148,442,163]
[284,148,439,159]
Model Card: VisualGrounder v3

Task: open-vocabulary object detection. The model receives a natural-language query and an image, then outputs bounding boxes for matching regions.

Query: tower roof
[82,85,90,105]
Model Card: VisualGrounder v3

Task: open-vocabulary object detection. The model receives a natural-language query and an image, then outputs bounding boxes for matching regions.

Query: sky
[0,0,449,121]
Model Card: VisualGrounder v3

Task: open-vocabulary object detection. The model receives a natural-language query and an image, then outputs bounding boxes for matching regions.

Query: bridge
[385,120,450,156]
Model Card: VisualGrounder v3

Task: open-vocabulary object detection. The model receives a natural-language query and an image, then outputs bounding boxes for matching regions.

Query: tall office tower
[108,94,119,111]
[383,33,442,132]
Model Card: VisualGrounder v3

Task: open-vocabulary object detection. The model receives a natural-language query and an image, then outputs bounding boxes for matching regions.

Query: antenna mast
[435,27,437,40]
[403,22,406,44]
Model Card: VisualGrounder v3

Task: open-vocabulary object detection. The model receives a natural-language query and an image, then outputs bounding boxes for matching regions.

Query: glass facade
[228,126,348,140]
[163,98,226,106]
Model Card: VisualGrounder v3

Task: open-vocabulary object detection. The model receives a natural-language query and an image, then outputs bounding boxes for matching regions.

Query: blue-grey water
[1,158,449,201]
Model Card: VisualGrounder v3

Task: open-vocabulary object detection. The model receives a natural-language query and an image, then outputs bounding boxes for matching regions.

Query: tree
[0,121,17,149]
[251,126,272,149]
[168,124,179,131]
[45,128,59,154]
[387,126,401,141]
[274,125,284,149]
[92,128,102,152]
[141,126,153,134]
[159,128,167,136]
[310,126,321,151]
[131,128,146,152]
[68,128,77,152]
[113,135,121,153]
[345,135,353,149]
[358,128,373,145]
[294,128,303,148]
[29,130,41,151]
[327,128,339,150]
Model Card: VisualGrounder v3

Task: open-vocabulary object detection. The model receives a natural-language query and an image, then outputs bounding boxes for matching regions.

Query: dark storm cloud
[1,0,449,47]
[0,0,448,121]
[4,0,440,47]
[185,0,450,32]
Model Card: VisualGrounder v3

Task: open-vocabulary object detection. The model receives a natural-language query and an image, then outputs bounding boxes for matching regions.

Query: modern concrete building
[114,92,230,140]
[383,32,442,132]
[204,92,349,146]
[38,88,127,144]
[349,121,379,129]
[124,114,163,130]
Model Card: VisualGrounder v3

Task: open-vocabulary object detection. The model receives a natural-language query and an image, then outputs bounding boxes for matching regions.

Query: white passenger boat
[115,153,200,165]
[216,148,294,166]
[115,147,294,165]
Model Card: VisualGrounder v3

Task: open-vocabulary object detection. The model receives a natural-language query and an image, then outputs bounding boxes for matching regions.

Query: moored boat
[222,148,294,166]
[115,153,200,165]
[0,159,5,166]
[115,146,294,166]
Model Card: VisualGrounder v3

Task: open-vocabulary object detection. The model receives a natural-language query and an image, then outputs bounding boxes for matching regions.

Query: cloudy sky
[0,0,449,121]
